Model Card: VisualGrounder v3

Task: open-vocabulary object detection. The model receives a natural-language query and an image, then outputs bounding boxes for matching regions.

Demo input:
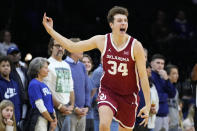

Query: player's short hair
[65,38,81,56]
[151,54,166,62]
[107,6,129,23]
[27,57,49,79]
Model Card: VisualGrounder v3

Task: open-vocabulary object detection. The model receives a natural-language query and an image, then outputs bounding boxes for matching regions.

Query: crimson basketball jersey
[100,33,140,95]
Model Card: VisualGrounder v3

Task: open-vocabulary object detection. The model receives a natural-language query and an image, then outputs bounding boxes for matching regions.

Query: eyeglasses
[53,44,62,49]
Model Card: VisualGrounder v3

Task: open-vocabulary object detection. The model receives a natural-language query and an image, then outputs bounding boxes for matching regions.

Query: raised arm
[42,13,102,52]
[134,40,151,126]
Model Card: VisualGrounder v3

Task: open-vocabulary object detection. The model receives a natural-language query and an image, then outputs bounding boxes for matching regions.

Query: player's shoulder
[133,39,143,48]
[91,35,106,47]
[132,39,144,57]
[91,34,105,41]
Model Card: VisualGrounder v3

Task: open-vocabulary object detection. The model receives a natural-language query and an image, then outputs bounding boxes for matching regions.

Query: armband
[57,103,63,110]
[35,99,47,113]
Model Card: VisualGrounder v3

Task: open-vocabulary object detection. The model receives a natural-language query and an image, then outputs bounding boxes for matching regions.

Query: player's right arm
[134,40,151,126]
[42,13,103,53]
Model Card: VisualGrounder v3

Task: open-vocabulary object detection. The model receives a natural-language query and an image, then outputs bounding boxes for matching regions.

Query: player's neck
[111,33,127,47]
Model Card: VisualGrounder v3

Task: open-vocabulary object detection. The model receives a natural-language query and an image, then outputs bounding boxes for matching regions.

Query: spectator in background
[178,100,184,130]
[7,46,30,130]
[181,78,194,119]
[7,46,26,67]
[170,10,195,66]
[27,57,57,131]
[150,54,176,131]
[151,10,173,43]
[0,56,21,125]
[0,30,17,56]
[144,48,148,62]
[147,62,159,131]
[82,54,95,131]
[191,63,197,130]
[166,64,183,131]
[65,38,90,131]
[150,10,173,54]
[82,54,94,76]
[44,38,74,131]
[182,105,195,131]
[91,58,119,131]
[0,100,17,131]
[172,10,194,40]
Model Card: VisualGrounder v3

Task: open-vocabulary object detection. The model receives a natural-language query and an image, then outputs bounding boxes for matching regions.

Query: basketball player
[43,6,150,131]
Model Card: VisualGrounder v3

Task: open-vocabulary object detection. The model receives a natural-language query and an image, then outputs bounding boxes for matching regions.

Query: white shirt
[43,57,74,105]
[16,67,26,88]
[148,84,159,129]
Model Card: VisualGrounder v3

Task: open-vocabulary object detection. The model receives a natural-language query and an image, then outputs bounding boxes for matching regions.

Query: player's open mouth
[120,28,125,33]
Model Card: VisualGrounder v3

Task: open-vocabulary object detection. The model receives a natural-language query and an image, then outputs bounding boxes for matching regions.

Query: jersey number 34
[107,60,128,76]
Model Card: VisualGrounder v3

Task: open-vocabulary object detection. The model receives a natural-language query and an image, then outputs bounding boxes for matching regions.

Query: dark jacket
[10,65,30,104]
[24,108,40,131]
[151,71,176,116]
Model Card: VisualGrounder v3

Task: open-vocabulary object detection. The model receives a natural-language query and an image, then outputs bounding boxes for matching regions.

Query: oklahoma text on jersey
[106,54,129,62]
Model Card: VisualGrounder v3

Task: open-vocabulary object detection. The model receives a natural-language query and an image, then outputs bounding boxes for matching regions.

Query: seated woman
[27,57,57,131]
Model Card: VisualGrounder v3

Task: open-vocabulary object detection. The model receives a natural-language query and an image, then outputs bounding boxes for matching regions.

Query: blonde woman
[0,100,17,131]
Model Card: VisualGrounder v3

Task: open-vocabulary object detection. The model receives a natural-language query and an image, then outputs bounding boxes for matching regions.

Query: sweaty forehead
[114,14,127,20]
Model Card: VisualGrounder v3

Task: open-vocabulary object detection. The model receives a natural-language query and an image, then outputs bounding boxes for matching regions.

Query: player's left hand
[42,13,53,33]
[137,106,150,127]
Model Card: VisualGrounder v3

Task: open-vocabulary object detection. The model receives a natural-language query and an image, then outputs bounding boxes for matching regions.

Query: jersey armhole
[101,34,108,57]
[131,39,136,61]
